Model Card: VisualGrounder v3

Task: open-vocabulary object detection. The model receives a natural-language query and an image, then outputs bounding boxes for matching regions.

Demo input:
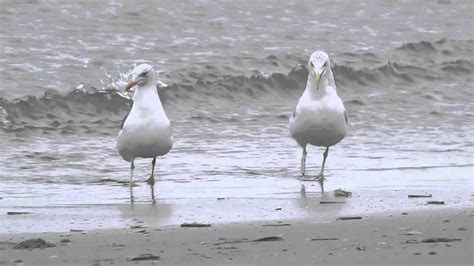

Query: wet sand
[1,208,472,265]
[2,165,473,234]
[1,166,473,265]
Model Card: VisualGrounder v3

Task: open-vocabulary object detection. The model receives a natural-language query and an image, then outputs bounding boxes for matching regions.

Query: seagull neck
[305,72,337,100]
[132,84,164,110]
[134,84,157,98]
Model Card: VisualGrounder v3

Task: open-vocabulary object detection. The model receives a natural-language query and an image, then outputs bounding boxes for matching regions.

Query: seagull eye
[139,71,148,77]
[310,62,314,67]
[323,62,327,67]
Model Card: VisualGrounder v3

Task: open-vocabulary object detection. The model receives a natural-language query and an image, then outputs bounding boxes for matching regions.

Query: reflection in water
[120,199,172,225]
[150,184,156,205]
[296,190,346,217]
[300,177,325,196]
[129,182,156,205]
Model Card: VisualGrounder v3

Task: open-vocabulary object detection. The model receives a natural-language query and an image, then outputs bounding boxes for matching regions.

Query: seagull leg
[147,158,157,203]
[147,157,156,186]
[300,146,307,177]
[299,146,308,192]
[129,159,135,202]
[317,178,325,193]
[150,184,156,203]
[317,147,329,181]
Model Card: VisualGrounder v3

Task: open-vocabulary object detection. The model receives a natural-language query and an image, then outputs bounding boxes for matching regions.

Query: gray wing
[120,111,130,129]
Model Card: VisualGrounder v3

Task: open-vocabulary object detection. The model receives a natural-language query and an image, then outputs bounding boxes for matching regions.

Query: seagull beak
[315,73,321,90]
[124,80,138,91]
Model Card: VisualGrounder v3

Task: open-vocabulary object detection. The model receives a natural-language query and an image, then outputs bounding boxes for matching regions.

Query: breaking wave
[0,39,472,135]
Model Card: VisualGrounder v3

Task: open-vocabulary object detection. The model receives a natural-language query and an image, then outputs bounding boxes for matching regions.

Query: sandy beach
[2,167,473,266]
[1,208,472,265]
[1,166,473,265]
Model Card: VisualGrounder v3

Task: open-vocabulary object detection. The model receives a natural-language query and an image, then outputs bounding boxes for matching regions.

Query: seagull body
[116,64,173,200]
[117,84,172,161]
[289,51,347,180]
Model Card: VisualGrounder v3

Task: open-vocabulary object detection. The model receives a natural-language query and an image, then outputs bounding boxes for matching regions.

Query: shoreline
[1,208,472,265]
[2,165,472,235]
[1,165,473,264]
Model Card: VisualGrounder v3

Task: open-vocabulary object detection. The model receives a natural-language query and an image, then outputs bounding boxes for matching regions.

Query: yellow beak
[124,80,138,91]
[315,73,321,89]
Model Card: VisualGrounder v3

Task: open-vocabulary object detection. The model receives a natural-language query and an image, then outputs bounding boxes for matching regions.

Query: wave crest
[1,39,472,135]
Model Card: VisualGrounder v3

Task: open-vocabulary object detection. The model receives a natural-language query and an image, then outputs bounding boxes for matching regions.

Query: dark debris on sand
[214,236,284,246]
[421,238,462,243]
[181,222,211,228]
[252,236,284,242]
[334,188,352,197]
[405,238,462,244]
[310,238,340,241]
[13,238,55,249]
[127,254,160,261]
[408,194,432,198]
[262,223,291,227]
[7,211,31,215]
[337,216,362,220]
[426,201,445,205]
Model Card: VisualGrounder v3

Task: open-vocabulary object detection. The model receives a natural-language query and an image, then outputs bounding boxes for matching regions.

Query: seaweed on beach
[13,238,55,249]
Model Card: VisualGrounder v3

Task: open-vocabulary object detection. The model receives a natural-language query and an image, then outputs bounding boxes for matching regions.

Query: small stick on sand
[408,194,432,198]
[310,238,339,241]
[320,201,346,204]
[180,223,211,228]
[337,216,362,220]
[426,201,445,205]
[7,212,31,215]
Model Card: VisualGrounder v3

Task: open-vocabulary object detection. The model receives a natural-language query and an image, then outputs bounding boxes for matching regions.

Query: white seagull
[289,51,347,181]
[116,64,173,200]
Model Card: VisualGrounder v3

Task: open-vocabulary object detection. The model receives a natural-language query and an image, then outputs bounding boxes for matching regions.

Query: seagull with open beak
[117,64,173,202]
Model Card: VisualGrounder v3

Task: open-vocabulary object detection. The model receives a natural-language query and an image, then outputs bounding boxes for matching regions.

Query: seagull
[116,64,173,200]
[289,51,347,182]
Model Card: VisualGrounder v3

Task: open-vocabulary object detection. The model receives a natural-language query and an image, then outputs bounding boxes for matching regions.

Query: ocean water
[1,0,473,232]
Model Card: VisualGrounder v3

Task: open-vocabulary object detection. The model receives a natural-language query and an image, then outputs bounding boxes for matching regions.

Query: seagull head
[308,51,330,90]
[124,64,156,91]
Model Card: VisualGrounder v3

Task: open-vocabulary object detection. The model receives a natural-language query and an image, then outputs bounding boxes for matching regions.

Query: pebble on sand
[334,189,352,197]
